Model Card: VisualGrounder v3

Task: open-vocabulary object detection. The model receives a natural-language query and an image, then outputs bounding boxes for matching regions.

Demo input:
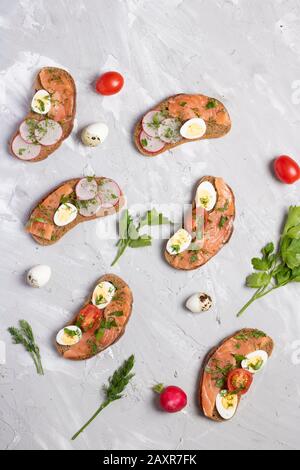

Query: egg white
[56,326,82,346]
[92,281,116,309]
[180,118,206,140]
[54,203,78,227]
[31,89,51,115]
[195,181,217,211]
[216,391,238,420]
[242,350,268,374]
[166,229,192,255]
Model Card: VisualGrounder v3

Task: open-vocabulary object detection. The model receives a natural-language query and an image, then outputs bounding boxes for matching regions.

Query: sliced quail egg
[56,326,82,346]
[216,391,238,420]
[54,203,78,227]
[31,90,51,115]
[195,181,217,211]
[241,350,268,374]
[186,293,212,313]
[166,229,192,255]
[92,281,116,309]
[81,122,109,147]
[27,265,51,288]
[180,118,206,140]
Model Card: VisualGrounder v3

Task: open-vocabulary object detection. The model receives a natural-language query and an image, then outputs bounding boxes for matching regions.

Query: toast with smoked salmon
[10,67,76,162]
[134,94,231,157]
[199,329,274,422]
[165,176,235,270]
[26,177,124,245]
[56,274,133,361]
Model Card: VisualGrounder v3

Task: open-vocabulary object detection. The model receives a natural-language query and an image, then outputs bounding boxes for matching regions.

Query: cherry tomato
[274,155,300,184]
[227,369,253,395]
[95,71,124,96]
[159,386,187,413]
[77,304,101,331]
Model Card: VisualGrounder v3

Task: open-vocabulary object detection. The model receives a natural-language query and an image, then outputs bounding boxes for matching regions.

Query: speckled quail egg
[186,293,212,313]
[81,122,109,147]
[27,265,51,288]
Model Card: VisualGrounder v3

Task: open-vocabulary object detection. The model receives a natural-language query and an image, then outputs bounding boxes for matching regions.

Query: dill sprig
[71,355,135,440]
[8,320,44,375]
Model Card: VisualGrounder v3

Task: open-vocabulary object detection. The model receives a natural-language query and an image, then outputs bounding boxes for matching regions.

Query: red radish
[98,179,121,209]
[12,135,41,160]
[158,118,182,144]
[76,178,98,201]
[274,155,300,184]
[35,119,63,146]
[142,111,165,138]
[19,119,39,144]
[78,196,102,217]
[139,130,165,154]
[154,384,187,413]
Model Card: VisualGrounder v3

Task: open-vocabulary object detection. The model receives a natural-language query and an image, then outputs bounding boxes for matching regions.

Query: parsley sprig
[111,208,172,266]
[8,320,44,375]
[71,355,135,440]
[237,206,300,316]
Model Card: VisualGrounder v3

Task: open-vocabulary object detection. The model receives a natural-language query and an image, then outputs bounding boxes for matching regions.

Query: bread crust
[56,274,133,361]
[134,94,231,157]
[26,177,125,245]
[10,67,76,163]
[199,328,274,421]
[164,176,235,270]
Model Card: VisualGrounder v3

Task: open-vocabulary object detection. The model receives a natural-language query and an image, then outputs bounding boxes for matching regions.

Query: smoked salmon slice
[165,176,235,271]
[56,274,133,361]
[135,93,231,157]
[199,329,274,421]
[10,67,76,163]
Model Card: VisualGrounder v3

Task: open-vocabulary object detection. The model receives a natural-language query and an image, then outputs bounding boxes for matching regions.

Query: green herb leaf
[8,320,44,375]
[251,258,269,271]
[246,272,271,288]
[71,355,135,440]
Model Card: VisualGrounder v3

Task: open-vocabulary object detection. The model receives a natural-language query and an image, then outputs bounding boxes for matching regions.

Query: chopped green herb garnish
[219,215,228,228]
[206,100,217,109]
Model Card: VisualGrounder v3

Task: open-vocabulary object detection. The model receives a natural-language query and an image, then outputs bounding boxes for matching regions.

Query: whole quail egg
[186,293,212,313]
[27,265,51,288]
[81,122,109,147]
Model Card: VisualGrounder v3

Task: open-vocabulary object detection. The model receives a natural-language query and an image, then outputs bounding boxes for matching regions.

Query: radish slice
[142,111,165,138]
[158,118,182,144]
[19,119,39,144]
[98,179,121,208]
[35,119,63,146]
[78,196,102,217]
[12,135,41,160]
[76,178,98,201]
[139,131,165,153]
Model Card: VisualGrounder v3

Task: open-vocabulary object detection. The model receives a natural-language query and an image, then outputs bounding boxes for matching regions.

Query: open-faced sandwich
[56,274,133,361]
[26,177,124,245]
[200,329,274,421]
[10,67,76,162]
[134,94,231,157]
[165,176,235,270]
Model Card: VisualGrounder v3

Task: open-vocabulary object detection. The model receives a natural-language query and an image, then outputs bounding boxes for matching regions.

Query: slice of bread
[10,67,76,163]
[26,177,125,246]
[165,176,235,271]
[134,94,231,157]
[199,328,274,421]
[56,274,133,361]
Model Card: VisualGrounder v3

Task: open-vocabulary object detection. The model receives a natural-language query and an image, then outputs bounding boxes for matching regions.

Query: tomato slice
[227,368,253,395]
[77,304,101,331]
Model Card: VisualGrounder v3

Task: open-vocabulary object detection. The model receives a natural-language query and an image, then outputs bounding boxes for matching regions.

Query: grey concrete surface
[0,0,300,450]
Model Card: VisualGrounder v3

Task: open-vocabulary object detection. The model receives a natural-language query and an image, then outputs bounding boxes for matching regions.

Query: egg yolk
[186,123,202,137]
[62,332,79,346]
[248,356,263,371]
[222,394,237,410]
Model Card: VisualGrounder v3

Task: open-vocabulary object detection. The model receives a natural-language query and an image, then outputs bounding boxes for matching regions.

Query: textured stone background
[0,0,300,450]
